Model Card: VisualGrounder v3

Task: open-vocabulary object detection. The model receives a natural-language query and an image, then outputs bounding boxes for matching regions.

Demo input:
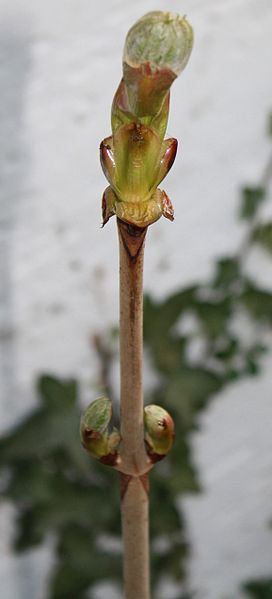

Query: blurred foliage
[240,186,266,220]
[252,223,272,254]
[0,115,272,598]
[242,579,272,599]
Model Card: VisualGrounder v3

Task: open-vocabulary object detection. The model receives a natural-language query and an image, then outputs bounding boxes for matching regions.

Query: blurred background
[1,0,272,598]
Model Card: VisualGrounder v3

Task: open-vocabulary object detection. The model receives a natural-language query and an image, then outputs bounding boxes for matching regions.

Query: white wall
[0,1,272,597]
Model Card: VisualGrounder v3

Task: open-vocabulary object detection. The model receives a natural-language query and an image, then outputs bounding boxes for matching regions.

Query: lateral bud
[144,404,175,462]
[80,397,121,465]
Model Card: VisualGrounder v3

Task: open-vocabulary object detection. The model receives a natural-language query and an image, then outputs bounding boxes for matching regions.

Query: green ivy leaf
[152,537,187,582]
[168,435,201,493]
[213,257,240,289]
[150,474,181,535]
[243,343,267,376]
[0,376,87,472]
[38,375,77,411]
[242,578,272,599]
[165,367,222,428]
[147,335,187,375]
[240,286,272,323]
[144,287,197,337]
[3,459,55,504]
[194,298,231,338]
[50,525,121,598]
[240,186,266,220]
[214,337,239,361]
[12,471,118,551]
[252,223,272,254]
[144,291,196,373]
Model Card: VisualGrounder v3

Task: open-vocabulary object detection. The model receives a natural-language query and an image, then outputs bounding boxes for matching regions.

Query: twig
[118,219,150,598]
[81,12,194,599]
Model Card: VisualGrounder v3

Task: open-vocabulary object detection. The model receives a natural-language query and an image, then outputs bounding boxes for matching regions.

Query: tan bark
[117,219,151,599]
[121,475,150,599]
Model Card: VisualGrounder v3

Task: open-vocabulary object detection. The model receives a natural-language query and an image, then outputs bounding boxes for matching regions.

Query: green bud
[111,78,170,139]
[100,124,177,227]
[121,11,193,121]
[124,11,193,77]
[80,398,120,463]
[144,404,175,461]
[101,123,177,201]
[101,11,194,228]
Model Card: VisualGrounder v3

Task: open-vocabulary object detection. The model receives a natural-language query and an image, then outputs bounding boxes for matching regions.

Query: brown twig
[117,218,151,599]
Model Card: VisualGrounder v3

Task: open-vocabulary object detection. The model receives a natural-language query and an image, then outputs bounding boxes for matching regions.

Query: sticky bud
[100,123,177,227]
[121,11,193,121]
[124,11,193,77]
[144,404,175,461]
[80,397,120,464]
[101,11,194,228]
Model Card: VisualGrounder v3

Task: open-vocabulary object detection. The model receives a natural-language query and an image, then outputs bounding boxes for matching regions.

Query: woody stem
[118,218,150,599]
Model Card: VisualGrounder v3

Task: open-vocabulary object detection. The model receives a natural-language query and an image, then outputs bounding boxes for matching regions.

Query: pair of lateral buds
[80,398,175,468]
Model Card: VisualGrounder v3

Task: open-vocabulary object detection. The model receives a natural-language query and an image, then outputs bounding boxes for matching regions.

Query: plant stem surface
[118,218,150,599]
